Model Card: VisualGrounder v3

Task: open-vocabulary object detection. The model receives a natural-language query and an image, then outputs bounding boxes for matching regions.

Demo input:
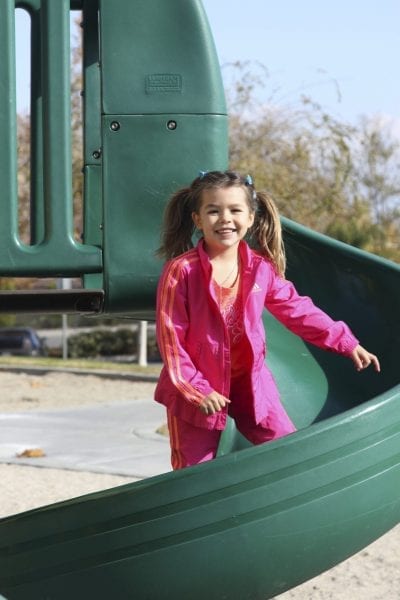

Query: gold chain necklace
[214,259,240,313]
[218,260,238,287]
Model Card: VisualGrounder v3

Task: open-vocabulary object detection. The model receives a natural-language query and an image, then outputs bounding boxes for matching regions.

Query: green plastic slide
[0,1,399,599]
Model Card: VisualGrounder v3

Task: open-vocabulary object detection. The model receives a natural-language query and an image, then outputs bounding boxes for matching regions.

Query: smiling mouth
[216,228,236,234]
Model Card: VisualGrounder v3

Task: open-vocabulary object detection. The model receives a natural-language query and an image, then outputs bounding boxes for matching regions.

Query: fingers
[352,345,381,373]
[199,392,231,415]
[367,354,380,372]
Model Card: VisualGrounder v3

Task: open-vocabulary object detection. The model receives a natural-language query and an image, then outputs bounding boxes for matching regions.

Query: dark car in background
[0,327,47,357]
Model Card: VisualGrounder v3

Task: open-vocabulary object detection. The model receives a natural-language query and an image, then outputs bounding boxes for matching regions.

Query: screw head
[167,120,177,131]
[92,149,101,159]
[110,121,121,131]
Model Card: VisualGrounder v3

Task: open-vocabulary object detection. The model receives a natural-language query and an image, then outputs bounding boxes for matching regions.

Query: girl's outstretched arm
[350,345,380,372]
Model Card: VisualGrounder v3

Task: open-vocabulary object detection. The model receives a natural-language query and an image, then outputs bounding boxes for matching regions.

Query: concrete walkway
[0,400,171,479]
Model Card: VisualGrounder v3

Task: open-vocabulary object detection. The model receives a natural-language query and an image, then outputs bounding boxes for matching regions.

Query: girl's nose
[220,211,231,223]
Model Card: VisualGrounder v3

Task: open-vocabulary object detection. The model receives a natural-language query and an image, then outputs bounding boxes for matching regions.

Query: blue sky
[15,1,399,132]
[202,0,400,131]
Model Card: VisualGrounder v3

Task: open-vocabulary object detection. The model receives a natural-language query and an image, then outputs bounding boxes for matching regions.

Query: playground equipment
[0,0,227,315]
[0,1,399,599]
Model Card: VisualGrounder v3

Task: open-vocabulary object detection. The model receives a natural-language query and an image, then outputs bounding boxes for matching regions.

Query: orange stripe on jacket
[157,254,204,404]
[167,411,182,470]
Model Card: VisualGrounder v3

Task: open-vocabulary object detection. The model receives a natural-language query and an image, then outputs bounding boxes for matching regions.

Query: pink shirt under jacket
[155,240,359,430]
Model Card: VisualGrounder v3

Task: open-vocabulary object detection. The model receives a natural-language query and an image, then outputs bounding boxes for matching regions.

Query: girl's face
[192,186,254,254]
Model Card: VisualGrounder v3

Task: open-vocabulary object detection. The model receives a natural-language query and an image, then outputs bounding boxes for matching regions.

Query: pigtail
[250,191,286,277]
[157,188,196,260]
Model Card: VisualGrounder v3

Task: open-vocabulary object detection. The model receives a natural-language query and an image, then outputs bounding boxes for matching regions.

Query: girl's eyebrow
[204,203,243,209]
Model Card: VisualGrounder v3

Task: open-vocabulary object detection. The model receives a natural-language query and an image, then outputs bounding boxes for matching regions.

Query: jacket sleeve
[264,269,359,355]
[156,260,214,405]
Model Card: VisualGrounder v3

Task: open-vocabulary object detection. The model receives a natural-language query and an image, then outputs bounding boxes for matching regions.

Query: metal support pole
[138,320,148,367]
[61,278,72,359]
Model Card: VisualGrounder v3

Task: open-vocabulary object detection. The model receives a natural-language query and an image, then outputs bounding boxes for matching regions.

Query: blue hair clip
[198,170,209,179]
[244,174,257,200]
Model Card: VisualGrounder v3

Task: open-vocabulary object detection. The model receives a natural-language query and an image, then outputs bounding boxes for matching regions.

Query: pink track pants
[167,407,296,470]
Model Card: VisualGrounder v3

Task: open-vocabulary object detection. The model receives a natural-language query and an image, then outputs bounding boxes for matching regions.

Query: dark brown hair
[157,170,286,276]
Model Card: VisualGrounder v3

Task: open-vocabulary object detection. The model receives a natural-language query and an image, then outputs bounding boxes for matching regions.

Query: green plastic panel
[83,165,104,290]
[99,0,226,116]
[82,0,101,167]
[101,113,228,314]
[96,0,228,314]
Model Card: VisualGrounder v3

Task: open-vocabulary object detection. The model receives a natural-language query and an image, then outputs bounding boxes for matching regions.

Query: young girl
[155,170,380,470]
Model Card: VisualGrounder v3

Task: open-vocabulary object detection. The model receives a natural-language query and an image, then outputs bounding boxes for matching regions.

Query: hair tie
[198,170,209,179]
[244,174,257,200]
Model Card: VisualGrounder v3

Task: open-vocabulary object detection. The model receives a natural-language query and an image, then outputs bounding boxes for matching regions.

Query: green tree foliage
[68,328,137,358]
[17,113,31,244]
[226,62,400,262]
[67,327,161,361]
[70,22,84,240]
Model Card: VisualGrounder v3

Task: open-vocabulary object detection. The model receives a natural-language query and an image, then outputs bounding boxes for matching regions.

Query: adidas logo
[252,282,262,292]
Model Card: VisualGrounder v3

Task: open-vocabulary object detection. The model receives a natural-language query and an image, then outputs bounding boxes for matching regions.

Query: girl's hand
[199,391,231,415]
[350,344,380,372]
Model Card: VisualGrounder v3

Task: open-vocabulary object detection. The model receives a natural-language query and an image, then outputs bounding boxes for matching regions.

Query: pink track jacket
[155,239,359,430]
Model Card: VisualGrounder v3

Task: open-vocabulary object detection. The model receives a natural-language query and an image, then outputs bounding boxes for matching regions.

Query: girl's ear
[192,212,202,229]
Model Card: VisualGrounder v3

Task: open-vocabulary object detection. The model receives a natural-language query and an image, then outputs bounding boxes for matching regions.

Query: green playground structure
[0,1,399,599]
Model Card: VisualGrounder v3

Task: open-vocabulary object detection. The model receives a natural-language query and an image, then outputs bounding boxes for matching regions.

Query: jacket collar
[196,238,262,278]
